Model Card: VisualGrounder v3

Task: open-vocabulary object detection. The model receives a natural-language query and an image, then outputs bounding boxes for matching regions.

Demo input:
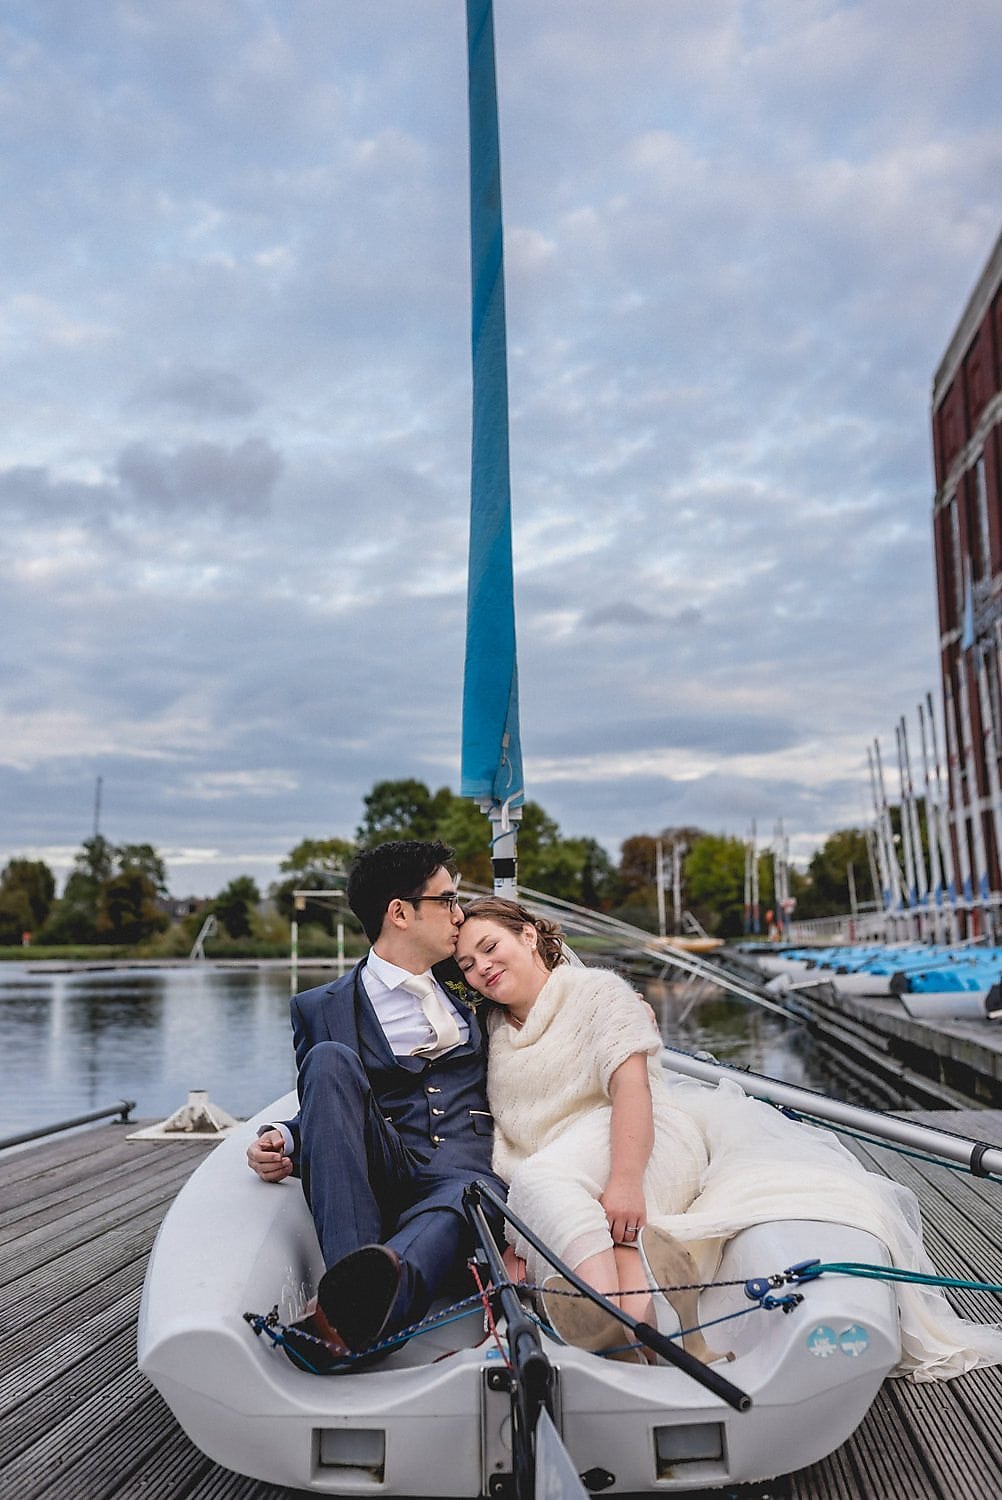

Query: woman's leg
[570,1246,653,1324]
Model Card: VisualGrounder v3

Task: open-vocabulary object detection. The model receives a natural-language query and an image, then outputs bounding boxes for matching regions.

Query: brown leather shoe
[282,1299,355,1374]
[318,1244,403,1353]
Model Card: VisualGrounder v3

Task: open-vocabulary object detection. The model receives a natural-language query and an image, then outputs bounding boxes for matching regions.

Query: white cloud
[1,0,1000,891]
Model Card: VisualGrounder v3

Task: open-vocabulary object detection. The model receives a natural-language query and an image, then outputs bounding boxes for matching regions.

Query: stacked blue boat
[749,944,1002,1020]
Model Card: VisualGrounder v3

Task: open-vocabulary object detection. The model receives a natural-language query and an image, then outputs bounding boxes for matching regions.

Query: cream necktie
[406,973,463,1058]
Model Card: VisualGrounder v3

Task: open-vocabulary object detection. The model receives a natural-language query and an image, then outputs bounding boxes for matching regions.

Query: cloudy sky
[3,1,1001,897]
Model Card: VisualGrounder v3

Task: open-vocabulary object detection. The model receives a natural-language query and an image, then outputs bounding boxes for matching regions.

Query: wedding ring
[624,1224,639,1237]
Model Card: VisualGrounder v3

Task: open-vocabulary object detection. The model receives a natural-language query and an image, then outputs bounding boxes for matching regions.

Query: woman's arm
[600,1052,654,1243]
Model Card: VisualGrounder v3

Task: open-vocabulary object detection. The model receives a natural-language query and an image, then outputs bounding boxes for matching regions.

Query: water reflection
[646,977,827,1092]
[0,963,299,1135]
[0,963,837,1138]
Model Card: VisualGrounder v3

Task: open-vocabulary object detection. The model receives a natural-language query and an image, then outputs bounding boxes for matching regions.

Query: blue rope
[802,1261,1002,1296]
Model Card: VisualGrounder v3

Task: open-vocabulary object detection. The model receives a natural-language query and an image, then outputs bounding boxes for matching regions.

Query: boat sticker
[838,1325,870,1357]
[806,1325,838,1358]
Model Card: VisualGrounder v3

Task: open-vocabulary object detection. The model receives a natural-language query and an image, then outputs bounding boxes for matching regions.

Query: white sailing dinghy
[137,1083,904,1495]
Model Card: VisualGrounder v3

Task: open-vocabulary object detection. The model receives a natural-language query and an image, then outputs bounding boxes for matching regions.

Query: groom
[247,838,504,1370]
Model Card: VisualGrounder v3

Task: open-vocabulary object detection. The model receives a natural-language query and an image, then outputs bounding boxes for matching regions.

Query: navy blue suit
[279,958,505,1336]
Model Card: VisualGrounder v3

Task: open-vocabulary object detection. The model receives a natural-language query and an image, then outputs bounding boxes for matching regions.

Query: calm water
[0,962,832,1140]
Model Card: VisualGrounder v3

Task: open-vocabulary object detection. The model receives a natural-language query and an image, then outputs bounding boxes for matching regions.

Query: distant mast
[461,0,524,896]
[93,775,103,839]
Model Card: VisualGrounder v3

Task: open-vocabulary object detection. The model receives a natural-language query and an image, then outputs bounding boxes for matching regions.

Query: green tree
[41,835,117,943]
[271,837,355,931]
[117,843,169,899]
[436,797,494,888]
[97,869,169,944]
[213,876,261,939]
[684,834,749,937]
[796,828,876,919]
[355,779,455,846]
[0,858,56,936]
[0,886,33,945]
[76,834,116,885]
[618,834,658,898]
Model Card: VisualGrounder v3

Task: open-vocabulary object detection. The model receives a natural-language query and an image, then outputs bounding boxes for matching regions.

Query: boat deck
[3,1111,1002,1499]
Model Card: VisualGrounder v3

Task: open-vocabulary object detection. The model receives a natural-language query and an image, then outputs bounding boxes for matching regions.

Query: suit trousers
[297,1040,491,1335]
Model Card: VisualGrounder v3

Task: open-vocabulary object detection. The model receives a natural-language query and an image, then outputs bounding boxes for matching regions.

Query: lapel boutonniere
[442,975,481,1009]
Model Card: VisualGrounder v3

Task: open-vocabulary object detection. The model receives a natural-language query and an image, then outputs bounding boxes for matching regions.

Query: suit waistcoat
[292,961,495,1174]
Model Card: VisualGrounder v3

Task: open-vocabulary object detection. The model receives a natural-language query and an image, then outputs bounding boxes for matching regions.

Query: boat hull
[138,1092,900,1493]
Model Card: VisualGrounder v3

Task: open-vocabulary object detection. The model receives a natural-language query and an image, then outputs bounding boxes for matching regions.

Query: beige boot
[638,1225,732,1365]
[541,1275,640,1359]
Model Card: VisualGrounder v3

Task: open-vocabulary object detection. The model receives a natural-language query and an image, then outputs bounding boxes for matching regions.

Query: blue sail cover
[461,0,524,808]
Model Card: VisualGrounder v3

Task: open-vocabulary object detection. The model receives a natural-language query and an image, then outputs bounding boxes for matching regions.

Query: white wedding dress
[487,963,1002,1383]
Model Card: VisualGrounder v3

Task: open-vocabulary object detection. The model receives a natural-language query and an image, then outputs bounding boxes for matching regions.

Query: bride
[456,896,1002,1381]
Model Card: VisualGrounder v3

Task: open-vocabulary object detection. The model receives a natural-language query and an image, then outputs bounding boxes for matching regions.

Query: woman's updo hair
[461,896,566,972]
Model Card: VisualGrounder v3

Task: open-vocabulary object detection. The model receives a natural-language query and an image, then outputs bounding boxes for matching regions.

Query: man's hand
[246,1128,293,1183]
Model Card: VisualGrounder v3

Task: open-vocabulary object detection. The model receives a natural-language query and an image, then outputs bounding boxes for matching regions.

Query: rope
[802,1261,1002,1297]
[244,1287,491,1370]
[469,1258,512,1369]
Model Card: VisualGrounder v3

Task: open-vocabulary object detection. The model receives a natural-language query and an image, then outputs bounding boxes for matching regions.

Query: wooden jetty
[4,1111,1002,1500]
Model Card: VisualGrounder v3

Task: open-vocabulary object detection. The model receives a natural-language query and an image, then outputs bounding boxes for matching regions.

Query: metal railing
[0,1099,136,1152]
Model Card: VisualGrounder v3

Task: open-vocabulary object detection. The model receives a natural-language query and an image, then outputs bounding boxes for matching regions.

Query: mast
[944,671,974,934]
[894,720,918,933]
[873,737,903,934]
[927,689,959,941]
[917,700,947,943]
[900,716,929,934]
[866,744,892,929]
[461,0,524,895]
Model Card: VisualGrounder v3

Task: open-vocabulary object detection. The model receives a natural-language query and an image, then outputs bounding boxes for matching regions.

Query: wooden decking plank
[1,1147,210,1266]
[0,1363,159,1500]
[0,1282,143,1416]
[947,1364,1002,1471]
[4,1190,187,1333]
[789,1382,942,1500]
[842,1135,1002,1286]
[0,1262,148,1414]
[886,1375,1002,1498]
[5,1152,214,1284]
[0,1121,135,1178]
[5,1215,168,1334]
[1,1137,214,1229]
[0,1323,137,1466]
[2,1135,210,1231]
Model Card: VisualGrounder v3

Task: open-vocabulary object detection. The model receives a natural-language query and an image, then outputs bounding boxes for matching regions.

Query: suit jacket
[280,956,495,1176]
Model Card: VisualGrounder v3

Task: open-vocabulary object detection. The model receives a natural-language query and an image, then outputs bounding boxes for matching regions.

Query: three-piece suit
[278,958,506,1337]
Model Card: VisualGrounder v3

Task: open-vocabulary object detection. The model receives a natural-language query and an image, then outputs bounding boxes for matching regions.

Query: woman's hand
[601,1173,647,1246]
[604,1053,654,1244]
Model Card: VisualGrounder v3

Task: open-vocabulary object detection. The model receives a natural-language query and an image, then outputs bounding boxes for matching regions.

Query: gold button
[432,1107,445,1116]
[432,1135,444,1144]
[427,1086,442,1094]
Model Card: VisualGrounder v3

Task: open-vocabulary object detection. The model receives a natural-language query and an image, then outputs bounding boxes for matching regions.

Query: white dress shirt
[364,950,470,1055]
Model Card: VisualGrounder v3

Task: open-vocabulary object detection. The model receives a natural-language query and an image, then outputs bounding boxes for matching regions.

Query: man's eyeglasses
[406,892,461,912]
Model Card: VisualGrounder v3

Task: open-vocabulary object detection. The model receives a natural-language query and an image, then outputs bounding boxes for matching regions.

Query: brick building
[931,230,1002,909]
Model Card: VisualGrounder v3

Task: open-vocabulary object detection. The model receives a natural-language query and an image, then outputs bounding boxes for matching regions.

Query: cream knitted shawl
[487,962,663,1185]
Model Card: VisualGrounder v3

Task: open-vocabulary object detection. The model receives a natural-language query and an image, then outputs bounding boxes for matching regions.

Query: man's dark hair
[347,840,456,943]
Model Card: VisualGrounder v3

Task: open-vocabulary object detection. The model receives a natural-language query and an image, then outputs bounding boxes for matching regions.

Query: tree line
[0,778,877,949]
